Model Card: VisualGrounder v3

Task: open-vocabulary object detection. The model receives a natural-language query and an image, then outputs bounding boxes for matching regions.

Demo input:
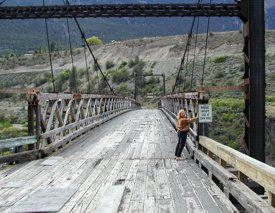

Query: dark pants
[175,131,188,157]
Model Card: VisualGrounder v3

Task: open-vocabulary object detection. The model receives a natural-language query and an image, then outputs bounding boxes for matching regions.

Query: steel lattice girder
[0,4,241,19]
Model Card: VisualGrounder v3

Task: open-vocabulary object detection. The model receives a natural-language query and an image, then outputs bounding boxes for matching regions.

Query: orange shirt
[176,118,194,132]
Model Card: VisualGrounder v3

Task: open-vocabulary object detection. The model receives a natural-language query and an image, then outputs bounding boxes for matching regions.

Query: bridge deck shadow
[0,109,237,212]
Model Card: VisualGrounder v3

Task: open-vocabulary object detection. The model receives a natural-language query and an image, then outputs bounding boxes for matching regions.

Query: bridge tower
[241,0,265,162]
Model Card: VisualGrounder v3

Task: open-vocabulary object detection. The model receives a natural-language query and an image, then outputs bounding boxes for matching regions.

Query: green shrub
[0,120,12,130]
[270,72,275,81]
[119,61,127,69]
[128,56,140,68]
[115,83,131,97]
[105,60,115,70]
[86,36,103,46]
[215,71,225,78]
[228,140,240,149]
[213,55,228,63]
[0,127,28,140]
[133,60,145,76]
[69,67,79,92]
[35,78,47,87]
[266,96,275,102]
[112,68,129,83]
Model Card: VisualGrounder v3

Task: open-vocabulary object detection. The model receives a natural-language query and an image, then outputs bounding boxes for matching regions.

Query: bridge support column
[241,0,265,162]
[28,102,35,150]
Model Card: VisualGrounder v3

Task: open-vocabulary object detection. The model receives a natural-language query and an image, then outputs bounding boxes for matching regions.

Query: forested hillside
[0,0,274,54]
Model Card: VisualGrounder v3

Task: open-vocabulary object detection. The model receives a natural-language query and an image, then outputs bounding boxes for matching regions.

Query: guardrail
[160,102,275,212]
[0,89,140,165]
[199,136,275,209]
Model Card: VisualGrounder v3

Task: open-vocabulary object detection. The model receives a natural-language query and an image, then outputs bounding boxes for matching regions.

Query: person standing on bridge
[175,109,197,160]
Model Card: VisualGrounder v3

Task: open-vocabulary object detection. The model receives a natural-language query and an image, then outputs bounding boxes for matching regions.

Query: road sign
[199,104,212,123]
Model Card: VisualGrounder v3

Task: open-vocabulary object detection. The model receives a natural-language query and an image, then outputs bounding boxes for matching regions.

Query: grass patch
[266,96,275,102]
[0,120,12,129]
[0,127,28,140]
[213,55,228,63]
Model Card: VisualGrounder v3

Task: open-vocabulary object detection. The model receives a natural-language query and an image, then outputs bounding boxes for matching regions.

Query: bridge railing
[198,136,275,209]
[160,93,275,212]
[0,89,139,164]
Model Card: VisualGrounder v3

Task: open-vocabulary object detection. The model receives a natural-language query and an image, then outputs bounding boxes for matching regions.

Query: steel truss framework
[0,4,241,19]
[0,90,139,164]
[0,1,265,162]
[28,91,139,150]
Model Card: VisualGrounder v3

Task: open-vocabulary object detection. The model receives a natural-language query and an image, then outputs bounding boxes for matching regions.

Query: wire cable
[183,43,190,90]
[0,0,7,6]
[65,0,115,95]
[83,39,91,93]
[63,0,77,93]
[43,0,56,92]
[172,16,196,93]
[201,0,211,87]
[172,0,202,94]
[190,16,200,90]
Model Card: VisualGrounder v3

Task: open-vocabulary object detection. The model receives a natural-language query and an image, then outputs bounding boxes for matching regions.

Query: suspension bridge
[0,1,274,212]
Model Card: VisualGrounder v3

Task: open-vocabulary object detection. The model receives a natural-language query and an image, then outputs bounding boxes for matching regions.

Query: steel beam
[0,4,240,19]
[248,1,265,162]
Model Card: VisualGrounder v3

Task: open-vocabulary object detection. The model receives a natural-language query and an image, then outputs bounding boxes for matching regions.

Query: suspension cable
[96,65,100,94]
[172,16,196,94]
[43,0,55,92]
[0,0,7,6]
[183,43,190,90]
[65,0,116,95]
[201,0,211,87]
[83,38,91,93]
[63,0,77,93]
[190,0,202,91]
[190,16,200,90]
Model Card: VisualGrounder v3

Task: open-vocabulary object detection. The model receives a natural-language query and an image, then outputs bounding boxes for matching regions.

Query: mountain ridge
[0,0,274,54]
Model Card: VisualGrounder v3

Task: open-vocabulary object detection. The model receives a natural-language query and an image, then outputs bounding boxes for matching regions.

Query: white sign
[199,104,212,123]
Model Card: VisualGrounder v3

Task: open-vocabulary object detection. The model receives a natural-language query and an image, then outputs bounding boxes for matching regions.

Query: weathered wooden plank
[86,159,126,212]
[167,160,203,212]
[3,109,268,213]
[183,163,228,213]
[193,148,274,212]
[128,159,147,212]
[143,160,158,213]
[0,111,135,212]
[66,157,120,212]
[199,136,275,197]
[1,158,74,211]
[95,185,125,213]
[119,160,140,212]
[191,163,238,212]
[155,160,171,200]
[156,160,174,212]
[41,156,63,166]
[10,188,77,213]
[0,150,40,165]
[59,159,112,212]
[132,131,146,159]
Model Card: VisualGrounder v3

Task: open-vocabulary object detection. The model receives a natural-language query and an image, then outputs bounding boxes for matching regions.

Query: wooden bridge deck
[0,109,237,213]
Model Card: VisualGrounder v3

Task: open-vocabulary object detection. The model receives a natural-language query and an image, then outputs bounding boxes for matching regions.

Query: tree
[86,36,103,46]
